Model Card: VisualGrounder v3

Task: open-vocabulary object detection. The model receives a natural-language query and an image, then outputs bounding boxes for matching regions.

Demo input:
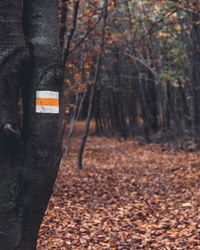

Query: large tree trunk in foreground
[0,1,25,249]
[0,1,63,249]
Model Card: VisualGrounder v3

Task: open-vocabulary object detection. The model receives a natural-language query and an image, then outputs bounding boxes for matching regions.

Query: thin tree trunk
[65,41,88,157]
[138,79,151,143]
[59,0,68,49]
[78,85,95,169]
[178,81,191,128]
[65,86,88,156]
[77,0,108,169]
[191,9,200,142]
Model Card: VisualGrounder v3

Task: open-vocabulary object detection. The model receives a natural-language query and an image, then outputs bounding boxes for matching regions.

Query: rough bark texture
[0,1,25,249]
[0,1,63,249]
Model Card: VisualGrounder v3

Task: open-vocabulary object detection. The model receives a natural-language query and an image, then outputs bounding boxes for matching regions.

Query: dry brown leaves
[37,124,200,249]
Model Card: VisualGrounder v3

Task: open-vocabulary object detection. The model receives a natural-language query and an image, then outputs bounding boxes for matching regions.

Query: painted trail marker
[36,91,59,114]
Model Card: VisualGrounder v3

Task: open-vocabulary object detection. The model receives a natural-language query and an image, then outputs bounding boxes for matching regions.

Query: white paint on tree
[36,91,59,114]
[36,105,59,114]
[36,91,59,99]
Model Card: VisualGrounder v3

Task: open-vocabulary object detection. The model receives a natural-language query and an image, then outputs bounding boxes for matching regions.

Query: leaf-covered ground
[37,123,200,249]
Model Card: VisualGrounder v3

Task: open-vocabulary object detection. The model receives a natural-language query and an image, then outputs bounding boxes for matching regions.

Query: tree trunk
[0,1,64,249]
[0,1,26,249]
[77,0,108,169]
[191,9,200,141]
[146,73,158,133]
[138,78,150,143]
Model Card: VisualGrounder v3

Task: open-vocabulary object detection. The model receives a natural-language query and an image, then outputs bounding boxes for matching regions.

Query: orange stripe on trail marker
[36,98,59,106]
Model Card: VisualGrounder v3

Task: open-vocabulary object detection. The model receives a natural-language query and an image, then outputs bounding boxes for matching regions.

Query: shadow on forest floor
[38,121,200,249]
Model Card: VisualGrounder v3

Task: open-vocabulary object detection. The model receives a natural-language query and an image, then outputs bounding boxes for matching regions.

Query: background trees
[61,0,200,165]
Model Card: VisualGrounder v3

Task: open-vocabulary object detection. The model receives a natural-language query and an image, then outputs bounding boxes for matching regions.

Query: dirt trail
[38,123,200,249]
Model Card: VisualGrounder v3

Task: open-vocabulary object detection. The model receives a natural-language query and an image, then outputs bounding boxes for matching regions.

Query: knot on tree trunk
[54,66,63,82]
[4,122,21,139]
[3,122,22,152]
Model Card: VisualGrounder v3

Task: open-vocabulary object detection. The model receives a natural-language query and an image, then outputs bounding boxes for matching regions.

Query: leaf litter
[37,123,200,249]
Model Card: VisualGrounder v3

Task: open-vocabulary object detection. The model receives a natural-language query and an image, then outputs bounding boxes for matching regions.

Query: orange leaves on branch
[110,1,115,7]
[194,21,200,26]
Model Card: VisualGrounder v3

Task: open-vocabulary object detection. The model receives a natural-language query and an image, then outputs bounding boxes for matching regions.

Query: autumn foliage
[60,0,200,146]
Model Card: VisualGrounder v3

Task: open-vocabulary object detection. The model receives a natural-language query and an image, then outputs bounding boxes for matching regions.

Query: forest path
[38,122,200,249]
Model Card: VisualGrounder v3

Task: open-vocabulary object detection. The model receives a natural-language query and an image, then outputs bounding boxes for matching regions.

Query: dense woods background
[60,0,200,160]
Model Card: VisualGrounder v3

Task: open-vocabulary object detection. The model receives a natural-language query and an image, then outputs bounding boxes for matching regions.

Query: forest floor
[37,122,200,249]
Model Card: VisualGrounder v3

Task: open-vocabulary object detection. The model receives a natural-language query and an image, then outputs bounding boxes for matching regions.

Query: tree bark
[19,1,63,249]
[0,1,64,249]
[0,1,26,249]
[191,9,200,141]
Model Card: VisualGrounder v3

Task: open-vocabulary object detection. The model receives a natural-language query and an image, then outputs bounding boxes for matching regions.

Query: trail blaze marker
[36,91,59,114]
